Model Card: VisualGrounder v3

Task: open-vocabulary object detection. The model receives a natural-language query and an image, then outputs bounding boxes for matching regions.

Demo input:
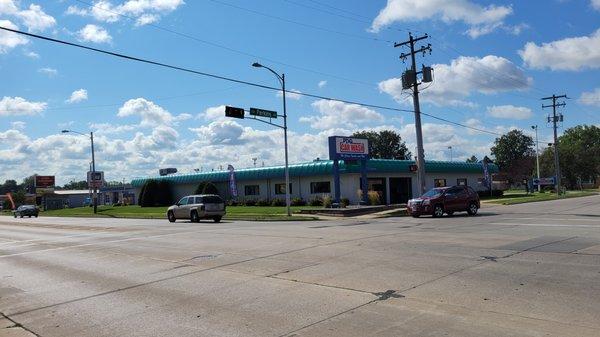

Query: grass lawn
[482,190,598,205]
[32,205,321,221]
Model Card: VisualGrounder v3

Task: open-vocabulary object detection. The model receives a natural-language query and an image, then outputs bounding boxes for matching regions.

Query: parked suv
[407,186,480,218]
[167,194,226,223]
[13,205,39,218]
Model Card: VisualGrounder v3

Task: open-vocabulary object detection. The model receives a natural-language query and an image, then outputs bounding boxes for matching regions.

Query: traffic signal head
[225,106,245,119]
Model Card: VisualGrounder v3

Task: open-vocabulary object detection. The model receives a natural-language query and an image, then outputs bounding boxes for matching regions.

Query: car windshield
[421,188,444,198]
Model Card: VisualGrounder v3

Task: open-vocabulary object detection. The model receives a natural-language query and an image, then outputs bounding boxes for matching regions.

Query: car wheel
[190,211,200,223]
[446,211,454,216]
[213,216,222,223]
[167,211,176,223]
[433,205,444,218]
[411,214,420,218]
[20,215,23,218]
[467,202,478,216]
[13,214,17,218]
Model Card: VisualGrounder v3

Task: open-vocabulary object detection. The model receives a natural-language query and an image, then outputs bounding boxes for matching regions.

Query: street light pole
[531,125,541,192]
[448,146,453,162]
[252,62,291,217]
[62,129,98,214]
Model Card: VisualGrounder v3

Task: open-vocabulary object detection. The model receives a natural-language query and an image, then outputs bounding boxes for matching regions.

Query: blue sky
[1,0,599,184]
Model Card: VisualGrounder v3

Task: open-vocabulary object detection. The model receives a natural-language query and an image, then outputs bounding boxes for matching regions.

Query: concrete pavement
[1,195,600,336]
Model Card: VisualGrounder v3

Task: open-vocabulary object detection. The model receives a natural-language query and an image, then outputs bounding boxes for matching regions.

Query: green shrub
[194,181,219,195]
[340,198,350,208]
[291,197,306,206]
[155,180,174,206]
[271,198,285,206]
[309,197,323,207]
[244,199,256,206]
[227,199,239,206]
[256,199,270,206]
[322,194,332,208]
[367,191,380,205]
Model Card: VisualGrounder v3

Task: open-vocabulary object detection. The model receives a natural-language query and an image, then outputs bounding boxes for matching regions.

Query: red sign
[340,142,365,153]
[35,175,55,188]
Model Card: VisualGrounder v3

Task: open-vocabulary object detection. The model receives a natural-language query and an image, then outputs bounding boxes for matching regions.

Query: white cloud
[24,50,39,58]
[592,0,600,11]
[117,98,173,127]
[0,0,18,15]
[301,100,384,130]
[16,4,56,32]
[277,89,302,100]
[519,29,600,71]
[65,0,184,26]
[11,121,25,130]
[370,0,512,38]
[0,96,47,116]
[579,88,600,107]
[198,105,227,121]
[190,120,245,145]
[38,67,57,77]
[77,24,112,44]
[66,89,88,104]
[0,20,28,53]
[318,80,327,88]
[379,55,531,107]
[486,105,533,120]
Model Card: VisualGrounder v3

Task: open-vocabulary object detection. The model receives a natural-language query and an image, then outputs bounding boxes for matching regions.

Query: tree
[351,130,411,160]
[0,180,18,194]
[194,181,219,195]
[139,180,159,207]
[490,130,535,182]
[61,180,88,190]
[466,155,478,163]
[540,125,600,189]
[156,180,174,206]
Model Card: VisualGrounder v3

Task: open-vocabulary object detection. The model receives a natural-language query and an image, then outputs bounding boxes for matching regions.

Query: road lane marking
[489,222,600,228]
[502,217,600,223]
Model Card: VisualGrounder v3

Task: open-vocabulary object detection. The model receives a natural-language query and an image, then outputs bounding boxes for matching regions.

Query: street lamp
[531,125,541,192]
[447,146,453,162]
[62,129,98,214]
[252,62,291,217]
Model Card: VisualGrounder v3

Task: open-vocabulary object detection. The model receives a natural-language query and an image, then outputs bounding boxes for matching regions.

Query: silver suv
[167,194,226,223]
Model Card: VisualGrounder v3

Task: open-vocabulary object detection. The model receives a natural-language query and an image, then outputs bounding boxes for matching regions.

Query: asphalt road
[1,196,600,337]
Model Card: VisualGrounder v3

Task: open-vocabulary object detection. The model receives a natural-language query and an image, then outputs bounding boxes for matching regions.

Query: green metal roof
[131,159,499,187]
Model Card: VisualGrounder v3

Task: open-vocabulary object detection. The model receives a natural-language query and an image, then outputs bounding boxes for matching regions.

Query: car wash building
[131,158,498,205]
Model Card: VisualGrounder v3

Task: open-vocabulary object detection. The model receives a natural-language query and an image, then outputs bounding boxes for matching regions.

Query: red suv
[407,186,480,218]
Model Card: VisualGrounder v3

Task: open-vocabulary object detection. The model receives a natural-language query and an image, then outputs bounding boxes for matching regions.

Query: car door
[443,187,461,211]
[455,187,470,211]
[175,197,188,218]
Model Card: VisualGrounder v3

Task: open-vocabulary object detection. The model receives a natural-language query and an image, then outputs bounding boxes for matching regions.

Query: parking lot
[1,196,600,336]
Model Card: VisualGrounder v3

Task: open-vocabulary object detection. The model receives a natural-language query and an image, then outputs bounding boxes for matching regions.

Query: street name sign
[249,108,277,118]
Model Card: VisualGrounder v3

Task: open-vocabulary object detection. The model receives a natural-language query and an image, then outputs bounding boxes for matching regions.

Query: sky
[1,0,599,185]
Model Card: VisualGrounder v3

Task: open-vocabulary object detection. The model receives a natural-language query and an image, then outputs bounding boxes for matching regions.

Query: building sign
[35,175,55,195]
[328,136,369,160]
[87,171,105,189]
[35,175,55,188]
[533,177,555,186]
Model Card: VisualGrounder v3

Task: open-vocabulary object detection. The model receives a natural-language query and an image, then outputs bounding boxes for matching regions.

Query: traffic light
[225,106,245,119]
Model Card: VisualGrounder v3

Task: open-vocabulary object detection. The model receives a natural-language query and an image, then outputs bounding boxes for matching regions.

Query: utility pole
[395,33,432,195]
[542,94,566,197]
[531,125,541,192]
[90,131,97,214]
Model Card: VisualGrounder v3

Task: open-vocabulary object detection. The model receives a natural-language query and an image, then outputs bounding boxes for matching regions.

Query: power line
[1,26,520,138]
[73,0,374,87]
[0,26,415,114]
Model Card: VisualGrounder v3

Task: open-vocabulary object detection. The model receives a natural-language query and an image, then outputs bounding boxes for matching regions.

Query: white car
[167,194,226,223]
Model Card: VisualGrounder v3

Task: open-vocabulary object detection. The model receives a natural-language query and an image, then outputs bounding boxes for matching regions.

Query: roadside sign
[533,177,555,186]
[328,136,370,160]
[225,106,245,119]
[87,171,105,189]
[249,108,277,118]
[35,175,55,188]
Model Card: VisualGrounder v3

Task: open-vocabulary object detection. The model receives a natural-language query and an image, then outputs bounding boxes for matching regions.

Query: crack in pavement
[1,312,41,337]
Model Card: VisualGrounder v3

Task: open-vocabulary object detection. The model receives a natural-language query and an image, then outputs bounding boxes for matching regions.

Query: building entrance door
[389,177,412,204]
[362,177,386,204]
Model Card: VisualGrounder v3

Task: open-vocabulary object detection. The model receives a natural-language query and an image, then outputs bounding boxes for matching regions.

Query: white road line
[502,217,600,223]
[489,222,600,228]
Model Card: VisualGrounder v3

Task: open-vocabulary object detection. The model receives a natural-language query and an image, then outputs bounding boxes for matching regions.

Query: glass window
[310,181,331,194]
[177,197,188,205]
[244,185,260,196]
[434,179,447,187]
[202,195,223,203]
[275,183,292,195]
[194,197,203,204]
[457,178,467,186]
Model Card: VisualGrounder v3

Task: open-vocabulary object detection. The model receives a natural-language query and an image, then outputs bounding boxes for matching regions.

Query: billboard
[87,171,105,189]
[328,136,369,160]
[35,175,55,188]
